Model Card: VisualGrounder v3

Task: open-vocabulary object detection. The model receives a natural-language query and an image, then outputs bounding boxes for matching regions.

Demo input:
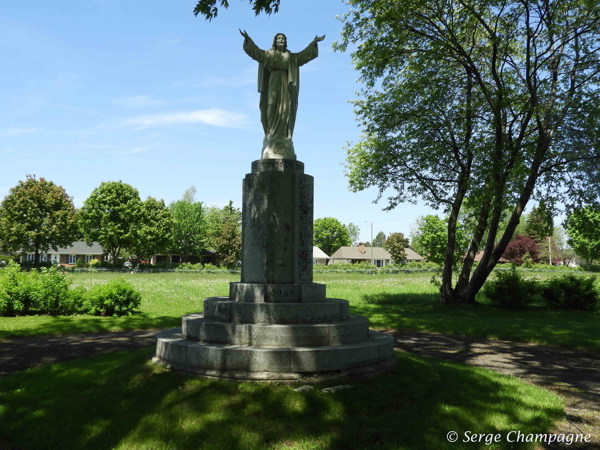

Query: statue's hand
[239,29,250,40]
[313,35,326,43]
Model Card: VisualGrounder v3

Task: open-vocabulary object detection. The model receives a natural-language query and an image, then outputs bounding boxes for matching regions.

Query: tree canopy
[193,0,280,20]
[130,197,175,263]
[372,231,387,248]
[566,206,600,266]
[345,222,361,246]
[337,0,600,303]
[383,232,408,263]
[79,181,143,264]
[0,176,79,263]
[313,217,351,256]
[525,200,554,243]
[170,200,207,262]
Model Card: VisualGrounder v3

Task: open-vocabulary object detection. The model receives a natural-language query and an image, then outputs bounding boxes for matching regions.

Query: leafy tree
[566,207,600,267]
[0,175,79,264]
[525,200,554,243]
[79,181,143,264]
[504,235,540,266]
[170,200,207,262]
[337,0,600,304]
[372,231,387,248]
[212,201,242,268]
[130,197,175,263]
[183,186,197,203]
[384,232,409,263]
[410,215,469,267]
[194,0,280,20]
[345,222,361,246]
[313,217,351,256]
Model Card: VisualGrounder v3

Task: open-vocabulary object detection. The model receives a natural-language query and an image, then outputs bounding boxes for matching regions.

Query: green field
[0,271,598,351]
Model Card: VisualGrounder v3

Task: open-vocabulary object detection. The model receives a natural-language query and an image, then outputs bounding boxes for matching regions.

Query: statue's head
[272,33,287,52]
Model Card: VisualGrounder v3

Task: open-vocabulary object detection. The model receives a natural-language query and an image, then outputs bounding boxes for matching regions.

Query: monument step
[155,328,394,374]
[204,297,349,324]
[229,282,326,303]
[182,314,369,347]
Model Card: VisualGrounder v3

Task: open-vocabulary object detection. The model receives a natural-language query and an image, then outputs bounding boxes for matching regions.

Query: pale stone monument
[153,32,395,380]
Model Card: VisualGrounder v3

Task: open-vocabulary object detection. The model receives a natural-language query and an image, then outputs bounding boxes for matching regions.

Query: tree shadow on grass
[353,292,600,352]
[0,314,180,339]
[0,348,563,450]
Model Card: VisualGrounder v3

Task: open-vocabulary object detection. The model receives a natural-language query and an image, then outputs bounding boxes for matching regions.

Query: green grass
[0,272,598,352]
[0,348,564,450]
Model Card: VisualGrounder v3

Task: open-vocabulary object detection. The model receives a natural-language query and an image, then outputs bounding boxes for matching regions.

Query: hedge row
[0,261,141,317]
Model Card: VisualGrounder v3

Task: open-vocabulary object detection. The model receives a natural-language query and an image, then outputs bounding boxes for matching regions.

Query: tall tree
[566,207,600,267]
[170,200,207,262]
[525,200,554,243]
[345,222,361,246]
[372,231,387,248]
[337,0,600,304]
[383,232,409,263]
[410,215,470,267]
[130,197,175,263]
[183,186,197,203]
[79,181,143,264]
[0,175,78,264]
[212,201,242,268]
[313,217,351,256]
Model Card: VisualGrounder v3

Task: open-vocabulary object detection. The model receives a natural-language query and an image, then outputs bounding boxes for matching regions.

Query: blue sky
[0,0,442,245]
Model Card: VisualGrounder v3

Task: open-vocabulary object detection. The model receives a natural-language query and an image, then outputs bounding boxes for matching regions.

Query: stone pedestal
[154,159,395,381]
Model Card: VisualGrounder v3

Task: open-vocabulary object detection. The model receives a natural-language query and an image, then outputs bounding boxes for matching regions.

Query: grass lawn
[0,272,598,352]
[0,348,564,450]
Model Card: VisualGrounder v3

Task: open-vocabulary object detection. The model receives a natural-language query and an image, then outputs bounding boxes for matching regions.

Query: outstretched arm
[240,29,266,63]
[312,35,326,44]
[295,35,325,67]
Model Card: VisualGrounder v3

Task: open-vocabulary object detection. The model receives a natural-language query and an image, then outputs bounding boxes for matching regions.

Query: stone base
[154,328,394,378]
[230,282,326,303]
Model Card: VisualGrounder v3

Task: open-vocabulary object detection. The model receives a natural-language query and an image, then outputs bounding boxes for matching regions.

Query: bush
[483,267,539,309]
[83,279,142,316]
[31,266,72,315]
[0,261,37,315]
[541,274,599,310]
[60,286,88,315]
[75,258,85,268]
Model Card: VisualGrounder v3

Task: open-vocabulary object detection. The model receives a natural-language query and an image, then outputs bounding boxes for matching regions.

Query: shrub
[32,266,72,315]
[61,286,88,315]
[75,258,85,268]
[0,261,37,316]
[203,263,219,270]
[504,235,540,265]
[483,267,539,309]
[541,274,599,310]
[83,279,142,316]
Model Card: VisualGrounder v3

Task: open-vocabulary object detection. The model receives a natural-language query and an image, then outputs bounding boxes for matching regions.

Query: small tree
[130,197,175,263]
[170,200,207,262]
[566,207,600,267]
[411,215,469,267]
[384,232,409,264]
[345,222,361,246]
[313,217,351,257]
[0,175,78,264]
[79,181,143,264]
[503,235,540,266]
[372,231,387,248]
[525,200,554,243]
[213,201,242,268]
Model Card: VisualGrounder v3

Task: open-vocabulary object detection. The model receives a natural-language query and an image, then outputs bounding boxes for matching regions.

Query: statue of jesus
[240,30,325,160]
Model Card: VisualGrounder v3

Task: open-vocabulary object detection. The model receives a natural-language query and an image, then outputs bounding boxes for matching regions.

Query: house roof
[329,246,424,261]
[50,241,106,255]
[313,246,330,259]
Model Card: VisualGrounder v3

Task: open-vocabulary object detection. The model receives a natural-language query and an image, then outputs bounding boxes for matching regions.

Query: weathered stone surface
[154,328,394,375]
[229,282,326,303]
[240,161,313,285]
[182,314,369,347]
[203,297,350,324]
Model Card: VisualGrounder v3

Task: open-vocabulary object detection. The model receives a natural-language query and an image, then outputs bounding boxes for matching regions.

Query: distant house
[312,246,330,265]
[471,251,509,264]
[20,241,107,266]
[329,243,424,267]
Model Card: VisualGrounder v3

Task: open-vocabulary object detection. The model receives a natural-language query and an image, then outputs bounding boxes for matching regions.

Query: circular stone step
[203,297,349,324]
[154,328,394,376]
[182,314,369,347]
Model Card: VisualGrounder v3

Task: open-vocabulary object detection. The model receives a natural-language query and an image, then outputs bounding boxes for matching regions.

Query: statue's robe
[243,38,318,140]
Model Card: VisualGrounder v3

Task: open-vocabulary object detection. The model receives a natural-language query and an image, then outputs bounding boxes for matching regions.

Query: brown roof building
[328,243,424,267]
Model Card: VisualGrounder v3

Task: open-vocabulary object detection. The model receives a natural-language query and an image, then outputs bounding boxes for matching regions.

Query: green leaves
[566,206,600,266]
[78,181,143,263]
[313,218,351,257]
[383,232,408,263]
[0,176,78,261]
[170,200,207,260]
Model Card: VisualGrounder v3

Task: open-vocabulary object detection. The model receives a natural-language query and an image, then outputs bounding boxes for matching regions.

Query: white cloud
[114,95,164,107]
[122,109,249,129]
[0,127,39,137]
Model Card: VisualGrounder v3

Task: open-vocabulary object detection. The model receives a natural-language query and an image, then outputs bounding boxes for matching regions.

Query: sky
[1,0,442,246]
